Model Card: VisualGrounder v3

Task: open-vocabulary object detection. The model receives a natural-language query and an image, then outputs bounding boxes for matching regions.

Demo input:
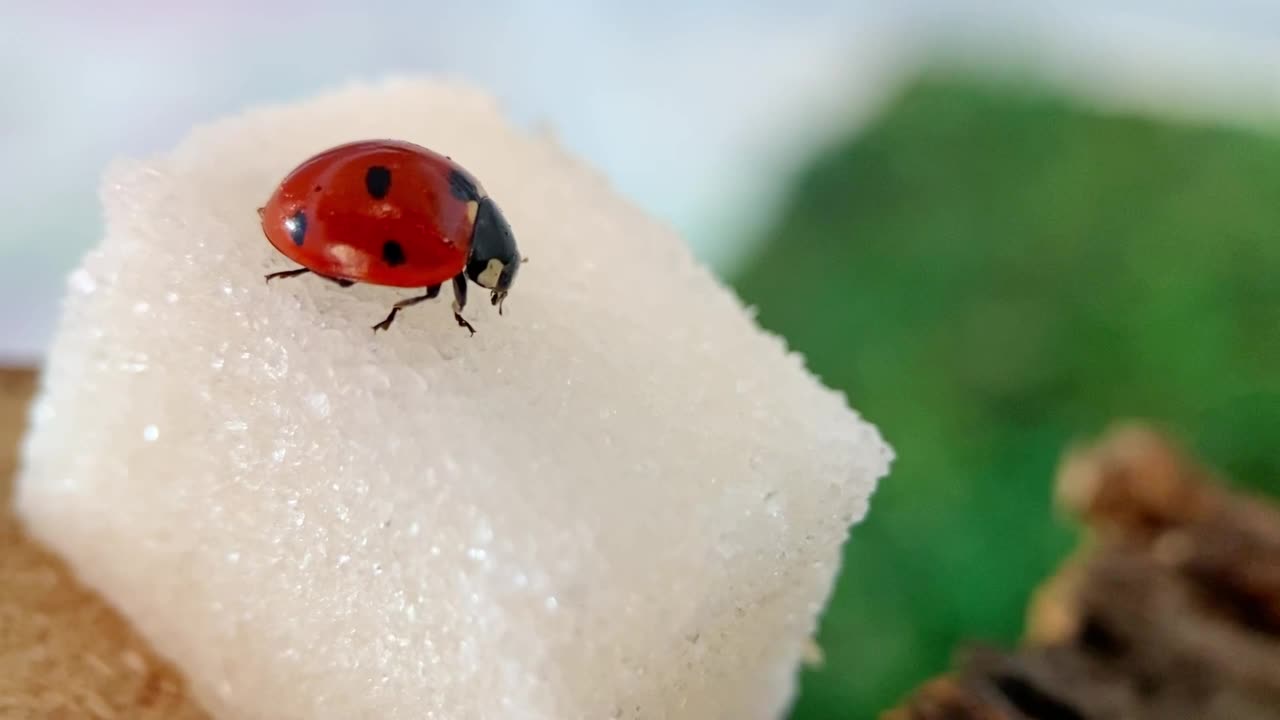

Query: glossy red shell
[261,140,482,288]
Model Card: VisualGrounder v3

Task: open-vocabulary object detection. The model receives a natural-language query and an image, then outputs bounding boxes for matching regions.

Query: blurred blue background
[4,2,1280,717]
[7,0,1279,363]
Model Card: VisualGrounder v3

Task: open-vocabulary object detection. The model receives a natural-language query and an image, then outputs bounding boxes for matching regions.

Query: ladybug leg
[451,273,477,336]
[319,275,356,288]
[264,268,310,282]
[265,269,355,288]
[372,284,442,332]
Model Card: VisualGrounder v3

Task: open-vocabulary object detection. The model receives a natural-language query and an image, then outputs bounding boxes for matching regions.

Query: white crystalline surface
[17,78,892,720]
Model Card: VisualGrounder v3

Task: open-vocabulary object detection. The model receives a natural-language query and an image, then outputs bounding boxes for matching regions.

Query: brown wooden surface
[0,367,207,719]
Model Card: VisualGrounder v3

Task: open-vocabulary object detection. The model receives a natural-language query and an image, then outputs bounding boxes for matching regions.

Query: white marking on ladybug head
[477,258,505,288]
[466,200,479,224]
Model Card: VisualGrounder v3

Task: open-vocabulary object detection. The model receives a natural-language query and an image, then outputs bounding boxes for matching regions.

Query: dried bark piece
[888,423,1280,720]
[1055,423,1219,540]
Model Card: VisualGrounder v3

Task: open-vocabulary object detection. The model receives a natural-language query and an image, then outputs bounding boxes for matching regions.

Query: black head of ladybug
[466,197,521,314]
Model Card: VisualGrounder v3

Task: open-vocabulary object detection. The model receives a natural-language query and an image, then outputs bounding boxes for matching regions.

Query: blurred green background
[732,70,1280,718]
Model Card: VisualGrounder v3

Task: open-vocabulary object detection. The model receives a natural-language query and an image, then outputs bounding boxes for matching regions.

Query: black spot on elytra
[286,210,307,246]
[448,169,479,201]
[313,184,323,192]
[382,240,406,267]
[365,165,392,199]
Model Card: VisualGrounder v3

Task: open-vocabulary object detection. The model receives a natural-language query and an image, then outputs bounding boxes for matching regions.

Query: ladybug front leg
[451,273,476,335]
[372,284,442,332]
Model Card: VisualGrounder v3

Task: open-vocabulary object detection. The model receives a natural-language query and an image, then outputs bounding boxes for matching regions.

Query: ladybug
[259,139,521,334]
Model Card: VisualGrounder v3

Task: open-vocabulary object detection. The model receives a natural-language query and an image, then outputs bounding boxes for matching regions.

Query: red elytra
[260,139,522,335]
